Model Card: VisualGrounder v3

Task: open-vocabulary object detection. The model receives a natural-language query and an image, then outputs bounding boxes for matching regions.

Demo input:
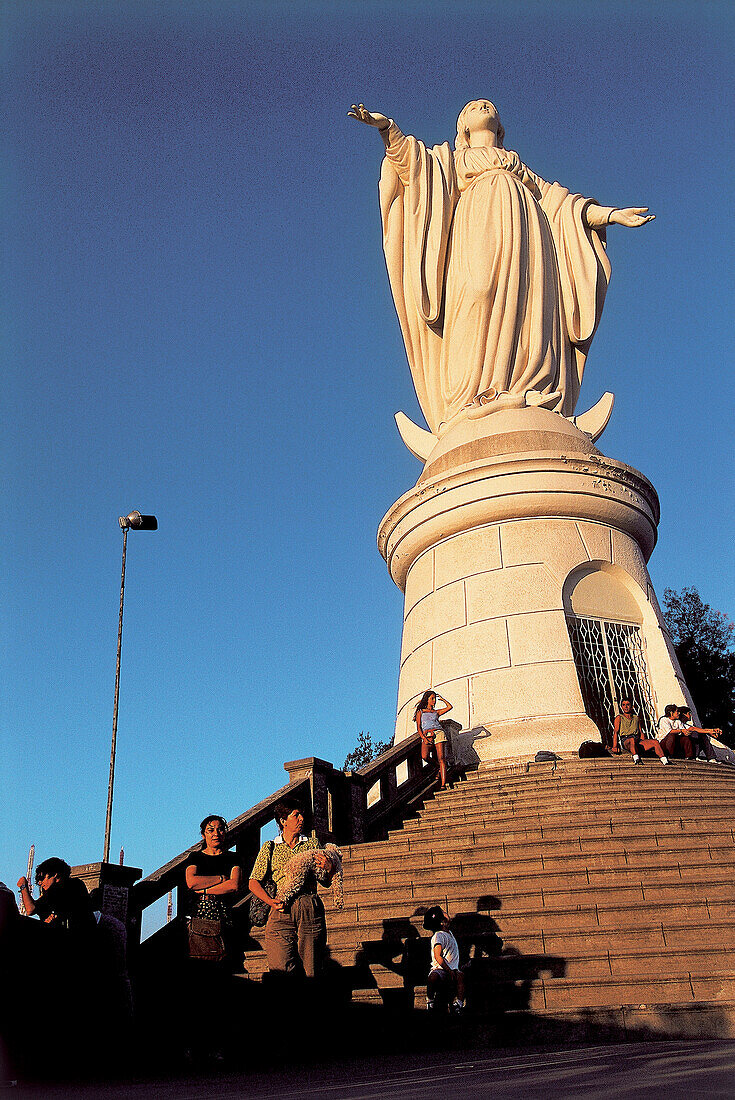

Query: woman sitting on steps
[613,698,670,765]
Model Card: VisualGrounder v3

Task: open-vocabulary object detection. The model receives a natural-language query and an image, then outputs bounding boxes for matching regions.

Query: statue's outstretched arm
[348,103,391,132]
[348,104,402,149]
[586,204,655,229]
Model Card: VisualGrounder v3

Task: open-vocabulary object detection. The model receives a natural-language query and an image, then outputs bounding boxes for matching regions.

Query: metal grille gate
[567,615,656,741]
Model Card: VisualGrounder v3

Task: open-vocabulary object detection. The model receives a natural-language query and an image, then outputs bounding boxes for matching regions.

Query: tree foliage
[663,586,735,745]
[343,730,392,771]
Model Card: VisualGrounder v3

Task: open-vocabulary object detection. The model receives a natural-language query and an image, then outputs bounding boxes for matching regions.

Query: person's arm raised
[16,877,36,916]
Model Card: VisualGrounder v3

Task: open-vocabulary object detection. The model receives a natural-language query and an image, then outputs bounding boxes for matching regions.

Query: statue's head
[455,99,505,150]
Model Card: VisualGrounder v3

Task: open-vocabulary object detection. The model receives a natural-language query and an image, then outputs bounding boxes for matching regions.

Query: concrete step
[415,787,735,820]
[400,797,735,836]
[337,918,735,962]
[347,972,735,1013]
[326,876,735,927]
[244,942,735,991]
[384,812,735,851]
[532,971,735,1012]
[243,918,735,968]
[435,766,735,790]
[343,827,735,867]
[323,896,735,938]
[238,756,735,1036]
[500,1001,735,1042]
[361,943,735,985]
[338,857,735,904]
[243,919,735,993]
[419,782,735,819]
[342,842,735,886]
[463,758,735,787]
[466,761,735,784]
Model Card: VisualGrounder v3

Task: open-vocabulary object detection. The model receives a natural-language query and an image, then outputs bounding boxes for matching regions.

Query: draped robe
[379,123,612,435]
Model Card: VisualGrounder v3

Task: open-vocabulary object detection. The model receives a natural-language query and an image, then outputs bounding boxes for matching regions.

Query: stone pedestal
[378,407,694,763]
[72,861,142,937]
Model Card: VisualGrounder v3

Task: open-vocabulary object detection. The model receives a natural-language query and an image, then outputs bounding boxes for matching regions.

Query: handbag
[188,916,226,961]
[248,840,277,926]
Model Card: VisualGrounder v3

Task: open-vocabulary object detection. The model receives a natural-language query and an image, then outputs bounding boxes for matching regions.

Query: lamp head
[118,511,158,531]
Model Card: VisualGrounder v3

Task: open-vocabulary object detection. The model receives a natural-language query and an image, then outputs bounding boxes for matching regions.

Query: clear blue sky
[3,1,734,919]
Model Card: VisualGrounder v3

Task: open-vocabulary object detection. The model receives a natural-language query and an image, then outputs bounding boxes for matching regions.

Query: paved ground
[9,1041,735,1099]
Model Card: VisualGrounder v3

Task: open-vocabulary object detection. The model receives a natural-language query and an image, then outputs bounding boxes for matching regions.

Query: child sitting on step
[423,905,465,1015]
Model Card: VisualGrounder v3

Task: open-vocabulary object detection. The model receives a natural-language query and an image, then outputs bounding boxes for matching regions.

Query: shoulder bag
[248,840,277,927]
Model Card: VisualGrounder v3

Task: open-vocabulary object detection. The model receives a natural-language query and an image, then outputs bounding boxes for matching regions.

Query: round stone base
[378,407,688,762]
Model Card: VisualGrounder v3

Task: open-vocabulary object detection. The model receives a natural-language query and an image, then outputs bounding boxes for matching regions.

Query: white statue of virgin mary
[350,100,653,440]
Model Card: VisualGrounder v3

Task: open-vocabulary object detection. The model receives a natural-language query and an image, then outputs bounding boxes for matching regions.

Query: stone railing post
[283,757,369,844]
[71,861,142,943]
[284,757,334,840]
[380,765,398,807]
[345,773,367,844]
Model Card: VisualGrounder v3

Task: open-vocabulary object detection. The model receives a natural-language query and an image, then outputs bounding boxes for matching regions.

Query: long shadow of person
[356,916,426,1011]
[454,896,566,1017]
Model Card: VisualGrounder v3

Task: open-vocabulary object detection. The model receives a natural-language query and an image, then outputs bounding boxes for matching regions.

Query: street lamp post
[103,510,157,863]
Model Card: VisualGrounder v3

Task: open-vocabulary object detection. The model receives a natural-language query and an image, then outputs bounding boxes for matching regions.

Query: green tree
[663,586,735,745]
[343,730,392,771]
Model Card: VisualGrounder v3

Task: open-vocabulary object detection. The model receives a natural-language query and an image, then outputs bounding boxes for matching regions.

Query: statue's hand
[610,207,655,228]
[348,103,390,131]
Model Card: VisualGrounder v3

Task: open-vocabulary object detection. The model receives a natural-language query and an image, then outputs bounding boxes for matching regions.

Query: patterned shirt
[250,836,322,893]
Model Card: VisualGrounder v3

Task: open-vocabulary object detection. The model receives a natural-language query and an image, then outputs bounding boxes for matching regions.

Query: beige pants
[265,894,326,978]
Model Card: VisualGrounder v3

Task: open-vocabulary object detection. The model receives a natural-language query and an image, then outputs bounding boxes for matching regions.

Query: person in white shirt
[657,704,685,758]
[423,905,465,1014]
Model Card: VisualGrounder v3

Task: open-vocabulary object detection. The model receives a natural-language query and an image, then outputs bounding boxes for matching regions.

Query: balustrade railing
[130,732,445,946]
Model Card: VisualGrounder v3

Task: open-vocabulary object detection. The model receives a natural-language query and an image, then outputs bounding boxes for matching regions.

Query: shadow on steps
[129,956,735,1085]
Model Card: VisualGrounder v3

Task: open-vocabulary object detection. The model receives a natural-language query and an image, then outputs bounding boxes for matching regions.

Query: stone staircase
[241,757,735,1037]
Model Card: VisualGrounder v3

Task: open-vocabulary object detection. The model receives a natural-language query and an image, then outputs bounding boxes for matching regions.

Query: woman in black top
[184,815,242,925]
[182,816,242,1062]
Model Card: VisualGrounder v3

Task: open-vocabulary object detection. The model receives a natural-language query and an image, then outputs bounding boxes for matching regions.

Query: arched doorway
[565,567,656,743]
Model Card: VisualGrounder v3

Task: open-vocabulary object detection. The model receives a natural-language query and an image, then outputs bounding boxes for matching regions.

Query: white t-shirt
[430,929,460,973]
[657,717,682,738]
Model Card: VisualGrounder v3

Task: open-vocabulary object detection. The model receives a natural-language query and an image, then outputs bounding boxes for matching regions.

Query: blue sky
[3,1,734,923]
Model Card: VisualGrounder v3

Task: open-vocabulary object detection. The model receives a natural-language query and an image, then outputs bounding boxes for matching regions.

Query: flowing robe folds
[379,123,612,435]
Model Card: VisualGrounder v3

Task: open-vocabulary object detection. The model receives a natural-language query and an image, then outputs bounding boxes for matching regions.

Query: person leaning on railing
[248,799,335,979]
[414,689,453,789]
